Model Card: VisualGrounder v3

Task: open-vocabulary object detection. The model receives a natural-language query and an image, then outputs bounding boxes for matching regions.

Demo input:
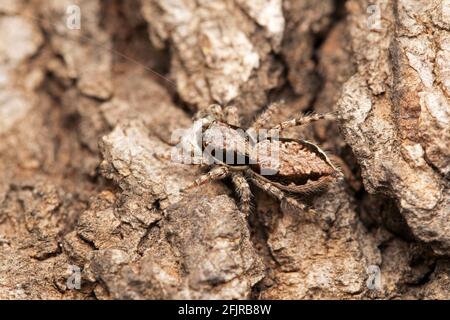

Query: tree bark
[0,0,448,299]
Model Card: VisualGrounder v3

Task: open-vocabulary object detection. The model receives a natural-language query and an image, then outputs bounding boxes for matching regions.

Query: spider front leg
[270,112,336,132]
[223,105,241,127]
[181,165,230,192]
[231,172,253,217]
[154,145,212,168]
[195,104,225,121]
[250,101,283,131]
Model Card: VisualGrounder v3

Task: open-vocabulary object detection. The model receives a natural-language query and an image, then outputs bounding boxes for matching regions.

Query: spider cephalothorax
[177,103,341,217]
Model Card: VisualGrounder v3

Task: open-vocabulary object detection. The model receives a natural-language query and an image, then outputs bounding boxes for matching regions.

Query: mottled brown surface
[0,0,449,300]
[255,139,336,179]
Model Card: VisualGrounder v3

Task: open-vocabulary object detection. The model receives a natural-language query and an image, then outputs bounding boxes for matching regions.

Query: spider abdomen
[250,138,339,194]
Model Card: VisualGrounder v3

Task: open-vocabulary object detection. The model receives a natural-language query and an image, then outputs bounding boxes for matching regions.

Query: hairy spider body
[250,137,338,194]
[202,122,251,165]
[179,103,340,218]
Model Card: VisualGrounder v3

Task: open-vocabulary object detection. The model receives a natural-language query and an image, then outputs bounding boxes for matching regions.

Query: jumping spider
[177,102,341,218]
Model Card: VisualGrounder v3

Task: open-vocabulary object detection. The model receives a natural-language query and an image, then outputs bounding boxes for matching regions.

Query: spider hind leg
[231,172,253,217]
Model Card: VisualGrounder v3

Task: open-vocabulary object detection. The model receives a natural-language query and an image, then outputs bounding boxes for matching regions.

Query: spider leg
[231,172,253,217]
[154,145,213,167]
[181,166,230,192]
[270,112,336,132]
[248,175,306,210]
[195,104,225,121]
[250,101,283,131]
[223,105,241,127]
[248,174,320,224]
[153,149,172,161]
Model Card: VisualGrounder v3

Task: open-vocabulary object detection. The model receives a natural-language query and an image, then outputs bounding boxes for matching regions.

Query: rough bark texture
[0,0,449,300]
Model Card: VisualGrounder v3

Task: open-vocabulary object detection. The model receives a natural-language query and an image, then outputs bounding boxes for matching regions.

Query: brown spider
[176,102,341,217]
